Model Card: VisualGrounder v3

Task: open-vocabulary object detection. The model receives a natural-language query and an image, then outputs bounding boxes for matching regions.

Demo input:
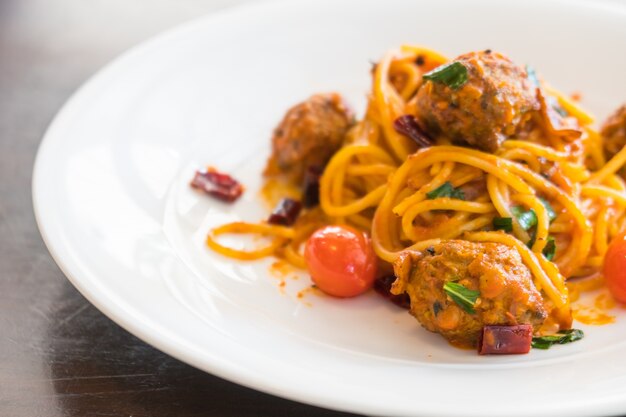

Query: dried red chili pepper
[190,167,244,203]
[478,324,533,355]
[373,275,411,309]
[536,88,582,141]
[393,115,433,148]
[302,165,323,208]
[267,198,302,226]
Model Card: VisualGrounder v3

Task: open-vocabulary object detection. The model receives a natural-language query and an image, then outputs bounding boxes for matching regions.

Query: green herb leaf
[553,104,568,117]
[543,237,556,261]
[493,217,513,232]
[526,66,569,118]
[443,282,480,314]
[513,200,557,247]
[526,65,540,87]
[545,93,570,118]
[539,198,558,223]
[426,182,465,200]
[511,206,538,230]
[423,62,468,90]
[527,232,556,258]
[531,329,584,350]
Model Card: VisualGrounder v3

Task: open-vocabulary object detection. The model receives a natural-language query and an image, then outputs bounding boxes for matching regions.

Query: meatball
[602,104,626,159]
[264,93,354,182]
[391,240,547,348]
[415,51,539,152]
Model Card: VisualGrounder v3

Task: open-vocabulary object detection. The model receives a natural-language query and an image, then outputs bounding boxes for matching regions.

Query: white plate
[33,0,626,415]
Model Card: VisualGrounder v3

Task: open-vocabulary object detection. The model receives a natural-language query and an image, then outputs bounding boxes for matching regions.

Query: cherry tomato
[604,233,626,303]
[304,225,377,297]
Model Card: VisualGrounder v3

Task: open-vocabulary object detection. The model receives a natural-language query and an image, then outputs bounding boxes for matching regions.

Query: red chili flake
[373,275,410,309]
[393,115,433,148]
[536,88,582,141]
[190,167,244,202]
[478,324,533,355]
[267,198,302,226]
[302,165,323,208]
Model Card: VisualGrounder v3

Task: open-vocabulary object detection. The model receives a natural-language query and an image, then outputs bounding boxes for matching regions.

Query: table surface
[0,1,360,415]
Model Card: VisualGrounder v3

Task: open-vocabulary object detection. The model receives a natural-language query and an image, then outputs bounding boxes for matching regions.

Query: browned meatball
[391,240,547,348]
[415,51,539,152]
[602,104,626,159]
[264,93,354,182]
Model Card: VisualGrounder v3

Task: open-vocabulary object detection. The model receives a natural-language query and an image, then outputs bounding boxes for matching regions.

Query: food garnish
[531,329,584,349]
[479,325,533,355]
[422,61,468,90]
[426,182,465,200]
[511,206,538,231]
[190,167,244,202]
[302,165,323,208]
[267,198,302,226]
[526,65,540,87]
[443,282,480,314]
[393,115,433,148]
[543,237,557,261]
[373,275,411,309]
[539,198,558,222]
[493,217,513,232]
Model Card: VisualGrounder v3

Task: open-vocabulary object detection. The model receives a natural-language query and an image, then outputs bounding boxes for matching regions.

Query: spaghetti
[204,45,626,335]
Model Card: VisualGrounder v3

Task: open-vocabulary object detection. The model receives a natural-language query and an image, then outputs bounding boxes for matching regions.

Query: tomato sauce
[571,290,617,325]
[268,260,300,294]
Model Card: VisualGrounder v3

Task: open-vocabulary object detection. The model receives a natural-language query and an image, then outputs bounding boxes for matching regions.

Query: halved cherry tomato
[604,233,626,303]
[304,225,377,297]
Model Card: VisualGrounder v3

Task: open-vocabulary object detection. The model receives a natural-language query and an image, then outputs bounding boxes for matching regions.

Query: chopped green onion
[423,62,468,90]
[553,104,569,117]
[543,237,556,261]
[511,206,538,230]
[526,231,556,257]
[526,66,569,118]
[539,197,557,223]
[426,182,465,200]
[443,282,480,314]
[526,65,540,87]
[531,329,584,350]
[511,199,556,233]
[493,217,513,232]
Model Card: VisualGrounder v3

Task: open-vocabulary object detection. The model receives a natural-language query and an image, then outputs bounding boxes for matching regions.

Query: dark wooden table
[0,1,360,415]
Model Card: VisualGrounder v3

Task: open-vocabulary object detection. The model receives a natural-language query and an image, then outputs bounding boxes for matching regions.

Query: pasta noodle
[205,45,626,329]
